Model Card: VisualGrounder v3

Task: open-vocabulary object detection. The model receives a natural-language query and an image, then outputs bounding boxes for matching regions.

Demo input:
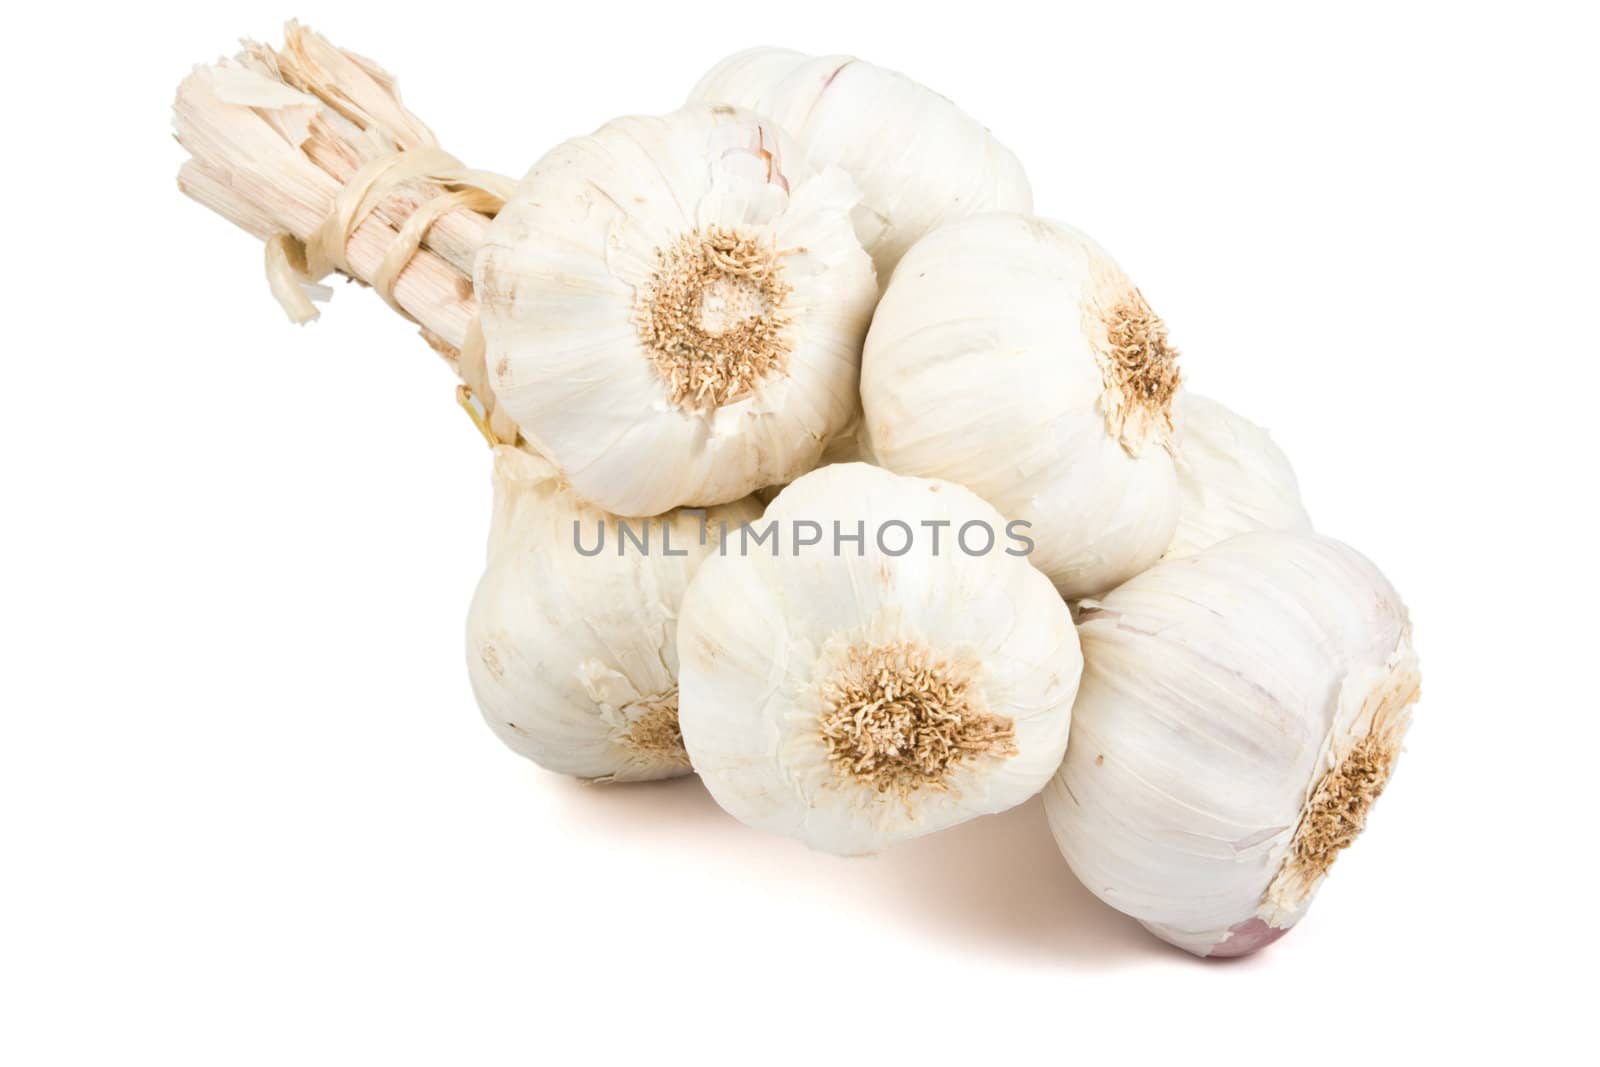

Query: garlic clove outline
[476,104,878,518]
[1166,392,1312,560]
[678,462,1082,855]
[862,212,1182,599]
[688,48,1032,285]
[465,445,763,782]
[1044,530,1420,957]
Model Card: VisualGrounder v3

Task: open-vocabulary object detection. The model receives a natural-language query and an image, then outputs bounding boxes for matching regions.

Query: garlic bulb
[1166,392,1312,559]
[678,462,1081,855]
[863,213,1181,599]
[466,445,762,781]
[688,48,1032,283]
[1044,531,1420,957]
[476,105,878,517]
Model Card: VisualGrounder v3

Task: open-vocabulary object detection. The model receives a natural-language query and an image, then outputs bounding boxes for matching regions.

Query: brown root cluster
[817,641,1017,797]
[1103,287,1180,418]
[1284,731,1399,883]
[1085,262,1181,452]
[635,226,793,411]
[1265,657,1420,917]
[622,692,691,769]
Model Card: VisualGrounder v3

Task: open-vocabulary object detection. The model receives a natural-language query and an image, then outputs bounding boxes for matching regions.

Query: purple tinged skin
[1205,918,1296,959]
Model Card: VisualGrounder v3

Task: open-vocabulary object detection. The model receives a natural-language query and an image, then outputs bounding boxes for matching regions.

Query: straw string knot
[262,138,520,447]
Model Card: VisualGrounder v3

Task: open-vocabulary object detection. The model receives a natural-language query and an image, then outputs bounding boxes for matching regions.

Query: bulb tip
[1205,917,1295,959]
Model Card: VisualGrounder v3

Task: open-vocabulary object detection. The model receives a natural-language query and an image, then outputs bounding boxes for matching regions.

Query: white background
[3,1,1596,1062]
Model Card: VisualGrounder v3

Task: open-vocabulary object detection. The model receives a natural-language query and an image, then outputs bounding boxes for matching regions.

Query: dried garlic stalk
[173,20,517,442]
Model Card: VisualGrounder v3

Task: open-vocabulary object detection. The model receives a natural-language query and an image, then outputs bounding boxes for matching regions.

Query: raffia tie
[263,143,521,448]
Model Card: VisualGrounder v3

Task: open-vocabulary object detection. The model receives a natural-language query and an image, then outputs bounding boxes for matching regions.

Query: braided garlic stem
[173,21,519,444]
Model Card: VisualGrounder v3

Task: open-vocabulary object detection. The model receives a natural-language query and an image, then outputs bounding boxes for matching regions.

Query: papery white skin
[863,213,1179,599]
[465,446,762,782]
[678,462,1082,855]
[1166,392,1312,559]
[688,48,1032,284]
[753,415,877,505]
[1044,531,1420,957]
[476,105,877,517]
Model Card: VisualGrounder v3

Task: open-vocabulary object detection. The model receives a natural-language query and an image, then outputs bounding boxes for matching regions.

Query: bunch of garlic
[863,213,1181,598]
[174,25,1422,961]
[688,48,1032,284]
[1045,531,1420,957]
[678,463,1081,854]
[466,445,761,781]
[1167,392,1312,558]
[477,104,878,517]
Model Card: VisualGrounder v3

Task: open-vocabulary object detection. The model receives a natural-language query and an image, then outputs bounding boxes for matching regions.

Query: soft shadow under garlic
[858,798,1164,968]
[541,774,1161,968]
